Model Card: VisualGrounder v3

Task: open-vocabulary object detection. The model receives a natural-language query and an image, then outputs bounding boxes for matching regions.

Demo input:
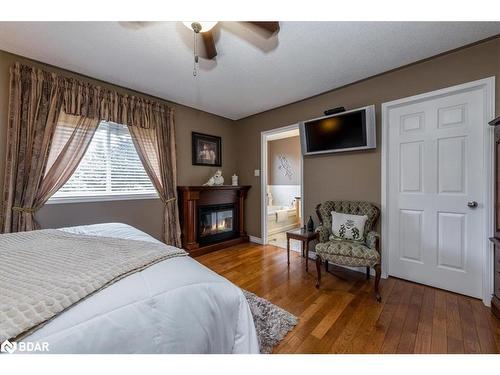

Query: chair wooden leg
[366,267,370,280]
[374,264,381,302]
[316,256,322,289]
[324,260,328,272]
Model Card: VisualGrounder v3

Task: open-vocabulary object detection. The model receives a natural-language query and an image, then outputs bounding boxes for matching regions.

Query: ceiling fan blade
[201,31,217,59]
[247,22,280,34]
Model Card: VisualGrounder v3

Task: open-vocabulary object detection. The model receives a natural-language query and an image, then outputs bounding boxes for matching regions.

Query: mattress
[21,223,259,354]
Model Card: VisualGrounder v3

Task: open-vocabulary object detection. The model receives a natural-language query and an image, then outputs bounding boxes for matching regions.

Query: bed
[2,223,259,354]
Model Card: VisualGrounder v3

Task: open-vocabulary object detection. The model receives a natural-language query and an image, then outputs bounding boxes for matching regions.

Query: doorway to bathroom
[261,124,304,249]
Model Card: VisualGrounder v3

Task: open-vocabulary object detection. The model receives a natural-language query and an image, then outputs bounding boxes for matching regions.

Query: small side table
[286,228,319,271]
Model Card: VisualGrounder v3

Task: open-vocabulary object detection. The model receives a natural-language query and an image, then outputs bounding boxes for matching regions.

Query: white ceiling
[0,22,498,120]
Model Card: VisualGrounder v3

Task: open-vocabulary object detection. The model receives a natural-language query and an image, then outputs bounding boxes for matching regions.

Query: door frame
[381,77,495,305]
[260,123,304,245]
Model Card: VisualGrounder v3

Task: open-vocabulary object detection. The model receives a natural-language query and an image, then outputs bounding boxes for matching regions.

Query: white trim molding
[381,77,495,306]
[260,124,304,245]
[249,236,263,244]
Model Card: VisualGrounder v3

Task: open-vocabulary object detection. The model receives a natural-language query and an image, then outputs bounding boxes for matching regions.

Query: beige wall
[1,37,499,240]
[0,50,238,240]
[267,136,301,185]
[236,37,500,238]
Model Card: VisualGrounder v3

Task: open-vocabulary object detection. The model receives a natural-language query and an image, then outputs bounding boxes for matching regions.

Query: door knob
[467,201,478,208]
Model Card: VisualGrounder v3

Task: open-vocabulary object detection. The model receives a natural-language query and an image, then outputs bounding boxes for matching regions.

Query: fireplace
[177,185,250,256]
[198,203,237,245]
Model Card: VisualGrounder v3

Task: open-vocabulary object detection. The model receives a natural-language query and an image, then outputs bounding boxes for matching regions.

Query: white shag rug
[243,289,298,354]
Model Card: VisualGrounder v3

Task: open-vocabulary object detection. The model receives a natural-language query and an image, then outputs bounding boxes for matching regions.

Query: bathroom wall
[267,136,302,208]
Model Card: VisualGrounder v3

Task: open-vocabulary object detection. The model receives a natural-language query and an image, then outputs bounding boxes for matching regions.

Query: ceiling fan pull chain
[193,31,199,77]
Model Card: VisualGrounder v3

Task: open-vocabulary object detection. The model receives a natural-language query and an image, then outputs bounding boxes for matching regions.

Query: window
[50,121,158,203]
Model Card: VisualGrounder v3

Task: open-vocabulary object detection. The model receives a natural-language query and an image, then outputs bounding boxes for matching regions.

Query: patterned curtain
[1,65,99,232]
[1,63,181,246]
[129,109,181,247]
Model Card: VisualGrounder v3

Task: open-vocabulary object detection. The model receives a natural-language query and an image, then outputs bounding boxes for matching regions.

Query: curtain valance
[12,63,171,128]
[2,62,181,246]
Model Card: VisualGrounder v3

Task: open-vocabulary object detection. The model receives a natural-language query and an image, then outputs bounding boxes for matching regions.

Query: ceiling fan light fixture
[182,21,218,33]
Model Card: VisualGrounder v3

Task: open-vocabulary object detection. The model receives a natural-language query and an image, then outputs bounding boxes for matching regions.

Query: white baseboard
[249,236,263,244]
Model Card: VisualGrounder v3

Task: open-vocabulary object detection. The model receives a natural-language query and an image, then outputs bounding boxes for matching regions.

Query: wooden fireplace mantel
[177,185,251,257]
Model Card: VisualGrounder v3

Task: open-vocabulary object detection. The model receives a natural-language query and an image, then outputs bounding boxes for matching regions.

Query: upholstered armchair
[314,201,382,301]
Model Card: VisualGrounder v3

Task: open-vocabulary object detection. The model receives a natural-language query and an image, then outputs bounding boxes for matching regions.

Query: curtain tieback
[12,206,37,214]
[164,197,176,204]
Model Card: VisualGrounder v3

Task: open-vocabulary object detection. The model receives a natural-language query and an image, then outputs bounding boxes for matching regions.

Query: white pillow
[330,211,368,242]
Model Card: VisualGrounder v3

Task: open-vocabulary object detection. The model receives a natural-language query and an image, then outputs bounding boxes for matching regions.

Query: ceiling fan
[182,21,280,75]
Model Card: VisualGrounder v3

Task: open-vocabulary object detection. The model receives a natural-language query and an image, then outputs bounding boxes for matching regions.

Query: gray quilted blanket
[0,229,187,342]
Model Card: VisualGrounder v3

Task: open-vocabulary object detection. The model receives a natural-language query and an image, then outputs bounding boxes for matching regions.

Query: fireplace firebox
[198,203,237,245]
[177,185,251,256]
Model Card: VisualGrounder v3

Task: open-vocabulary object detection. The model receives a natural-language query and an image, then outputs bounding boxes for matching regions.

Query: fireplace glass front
[198,203,237,244]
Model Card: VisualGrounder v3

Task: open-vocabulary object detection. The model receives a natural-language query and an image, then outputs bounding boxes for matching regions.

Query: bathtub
[267,205,300,235]
[268,205,291,214]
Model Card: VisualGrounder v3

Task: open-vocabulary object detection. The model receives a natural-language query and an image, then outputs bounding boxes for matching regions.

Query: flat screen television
[299,105,376,155]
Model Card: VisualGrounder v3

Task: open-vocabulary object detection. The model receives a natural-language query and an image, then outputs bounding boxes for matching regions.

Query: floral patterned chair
[314,200,382,301]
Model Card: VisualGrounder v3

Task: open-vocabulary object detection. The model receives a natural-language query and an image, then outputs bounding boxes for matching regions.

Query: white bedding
[22,223,259,354]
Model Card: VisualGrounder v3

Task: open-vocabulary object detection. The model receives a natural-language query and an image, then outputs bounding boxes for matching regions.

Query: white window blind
[51,121,157,202]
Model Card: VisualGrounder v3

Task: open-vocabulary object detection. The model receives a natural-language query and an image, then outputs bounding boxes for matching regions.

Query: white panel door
[387,85,487,298]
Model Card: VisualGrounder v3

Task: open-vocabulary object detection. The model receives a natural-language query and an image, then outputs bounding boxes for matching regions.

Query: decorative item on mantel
[232,174,239,186]
[203,170,224,186]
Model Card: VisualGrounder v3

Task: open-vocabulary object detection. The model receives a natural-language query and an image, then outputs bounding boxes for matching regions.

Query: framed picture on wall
[192,132,222,166]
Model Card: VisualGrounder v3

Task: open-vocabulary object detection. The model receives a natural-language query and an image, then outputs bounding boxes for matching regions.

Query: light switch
[254,169,260,177]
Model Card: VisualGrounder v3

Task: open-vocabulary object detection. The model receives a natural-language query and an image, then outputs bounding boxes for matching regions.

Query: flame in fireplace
[206,218,230,233]
[218,219,229,231]
[200,209,234,237]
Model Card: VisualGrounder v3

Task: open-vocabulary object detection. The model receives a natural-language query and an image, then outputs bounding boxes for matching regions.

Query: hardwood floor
[197,242,500,354]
